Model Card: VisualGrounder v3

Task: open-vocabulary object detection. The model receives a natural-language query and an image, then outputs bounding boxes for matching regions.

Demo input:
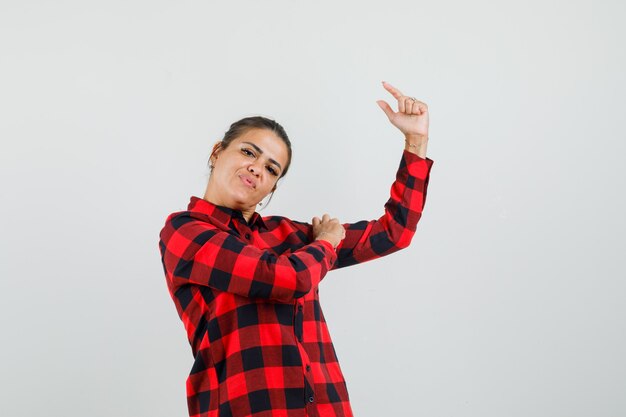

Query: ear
[209,141,222,165]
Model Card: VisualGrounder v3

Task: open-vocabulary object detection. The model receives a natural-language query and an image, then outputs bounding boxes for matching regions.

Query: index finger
[382,81,404,99]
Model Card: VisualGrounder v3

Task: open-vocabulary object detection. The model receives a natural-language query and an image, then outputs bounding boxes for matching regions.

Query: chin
[225,186,264,208]
[228,194,256,209]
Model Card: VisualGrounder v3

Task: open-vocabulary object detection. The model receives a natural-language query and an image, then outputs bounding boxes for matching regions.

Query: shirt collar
[187,196,268,231]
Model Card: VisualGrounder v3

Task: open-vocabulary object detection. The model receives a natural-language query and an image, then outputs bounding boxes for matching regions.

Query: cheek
[219,156,242,172]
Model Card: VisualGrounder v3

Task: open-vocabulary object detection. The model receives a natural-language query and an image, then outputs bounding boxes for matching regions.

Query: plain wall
[1,1,625,416]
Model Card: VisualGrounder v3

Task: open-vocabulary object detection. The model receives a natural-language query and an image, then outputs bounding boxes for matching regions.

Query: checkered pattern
[158,149,434,417]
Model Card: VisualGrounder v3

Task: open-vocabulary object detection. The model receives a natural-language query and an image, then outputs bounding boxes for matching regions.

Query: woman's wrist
[315,232,340,248]
[404,134,428,158]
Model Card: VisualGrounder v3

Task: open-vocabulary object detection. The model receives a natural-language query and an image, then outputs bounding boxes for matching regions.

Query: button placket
[293,299,315,408]
[294,301,304,343]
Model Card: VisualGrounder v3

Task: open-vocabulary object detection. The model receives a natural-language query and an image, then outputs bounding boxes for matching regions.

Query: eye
[241,148,255,157]
[266,166,278,176]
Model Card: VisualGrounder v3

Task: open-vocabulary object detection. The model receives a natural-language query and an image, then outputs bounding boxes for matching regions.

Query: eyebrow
[241,141,283,171]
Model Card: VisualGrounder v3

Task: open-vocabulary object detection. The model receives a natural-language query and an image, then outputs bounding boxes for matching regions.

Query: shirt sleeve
[294,150,434,269]
[332,149,434,269]
[159,217,338,303]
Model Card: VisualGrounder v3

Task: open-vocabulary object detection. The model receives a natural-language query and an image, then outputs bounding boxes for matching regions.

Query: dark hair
[208,116,292,209]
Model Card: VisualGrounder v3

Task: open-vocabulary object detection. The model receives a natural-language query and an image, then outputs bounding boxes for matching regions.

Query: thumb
[376,100,394,119]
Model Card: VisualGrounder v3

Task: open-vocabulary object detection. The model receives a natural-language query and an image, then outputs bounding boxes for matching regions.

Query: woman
[159,81,434,417]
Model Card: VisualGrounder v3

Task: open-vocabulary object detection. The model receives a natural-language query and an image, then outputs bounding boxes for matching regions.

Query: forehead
[232,128,289,166]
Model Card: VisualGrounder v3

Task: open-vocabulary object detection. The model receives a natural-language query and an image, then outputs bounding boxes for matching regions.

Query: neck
[202,189,256,223]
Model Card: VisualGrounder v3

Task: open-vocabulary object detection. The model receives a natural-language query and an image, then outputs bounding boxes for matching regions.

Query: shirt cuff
[315,239,336,253]
[402,149,434,178]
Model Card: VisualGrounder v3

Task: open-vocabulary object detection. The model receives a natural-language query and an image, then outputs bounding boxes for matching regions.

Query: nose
[248,161,262,176]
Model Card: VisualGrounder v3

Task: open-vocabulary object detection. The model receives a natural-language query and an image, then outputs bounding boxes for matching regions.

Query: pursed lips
[239,174,256,189]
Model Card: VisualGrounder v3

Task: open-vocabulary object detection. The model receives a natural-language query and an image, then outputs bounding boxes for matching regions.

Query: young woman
[159,81,434,417]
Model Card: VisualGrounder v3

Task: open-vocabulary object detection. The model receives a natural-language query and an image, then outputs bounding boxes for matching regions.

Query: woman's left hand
[376,81,429,139]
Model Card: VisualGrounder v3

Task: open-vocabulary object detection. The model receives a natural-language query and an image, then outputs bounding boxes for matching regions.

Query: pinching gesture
[376,81,429,140]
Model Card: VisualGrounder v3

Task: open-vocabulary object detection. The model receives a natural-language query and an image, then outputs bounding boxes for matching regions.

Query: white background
[1,1,625,416]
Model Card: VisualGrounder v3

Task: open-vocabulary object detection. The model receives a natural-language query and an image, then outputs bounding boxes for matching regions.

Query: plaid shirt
[158,149,434,417]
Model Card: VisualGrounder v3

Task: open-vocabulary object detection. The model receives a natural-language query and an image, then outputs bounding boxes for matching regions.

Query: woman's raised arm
[332,149,433,269]
[313,81,434,269]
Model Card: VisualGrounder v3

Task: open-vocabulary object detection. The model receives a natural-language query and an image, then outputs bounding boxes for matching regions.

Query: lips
[239,174,256,189]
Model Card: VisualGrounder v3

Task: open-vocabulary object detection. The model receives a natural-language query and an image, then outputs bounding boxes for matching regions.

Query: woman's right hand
[312,214,346,249]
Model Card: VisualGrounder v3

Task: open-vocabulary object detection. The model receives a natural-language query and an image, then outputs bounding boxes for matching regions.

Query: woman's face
[205,128,289,211]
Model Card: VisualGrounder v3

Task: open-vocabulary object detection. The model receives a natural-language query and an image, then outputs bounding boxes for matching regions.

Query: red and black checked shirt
[158,149,434,417]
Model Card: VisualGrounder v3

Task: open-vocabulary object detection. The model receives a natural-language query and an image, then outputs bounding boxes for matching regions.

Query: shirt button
[244,233,251,239]
[308,396,314,403]
[306,364,311,372]
[298,305,303,312]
